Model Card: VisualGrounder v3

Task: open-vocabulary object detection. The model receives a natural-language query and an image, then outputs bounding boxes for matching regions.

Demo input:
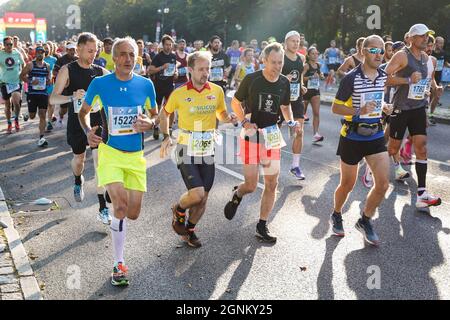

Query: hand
[301,86,308,95]
[228,112,238,126]
[162,63,170,70]
[31,78,39,85]
[382,103,394,116]
[73,89,85,101]
[410,72,422,84]
[87,126,103,148]
[133,114,154,133]
[286,74,294,82]
[243,121,258,136]
[159,136,173,158]
[436,85,444,95]
[360,101,377,116]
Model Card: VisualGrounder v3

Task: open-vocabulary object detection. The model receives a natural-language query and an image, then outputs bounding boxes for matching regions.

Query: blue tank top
[28,61,49,95]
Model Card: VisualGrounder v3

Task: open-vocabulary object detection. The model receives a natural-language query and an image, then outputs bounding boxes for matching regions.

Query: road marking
[216,164,265,190]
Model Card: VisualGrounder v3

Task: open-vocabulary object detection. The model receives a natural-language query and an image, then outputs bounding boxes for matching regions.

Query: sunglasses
[366,48,385,55]
[4,43,13,47]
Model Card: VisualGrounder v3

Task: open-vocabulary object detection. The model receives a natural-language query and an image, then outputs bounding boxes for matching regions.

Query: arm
[385,51,420,86]
[78,101,102,148]
[337,57,353,78]
[49,66,84,105]
[19,62,32,83]
[299,54,307,95]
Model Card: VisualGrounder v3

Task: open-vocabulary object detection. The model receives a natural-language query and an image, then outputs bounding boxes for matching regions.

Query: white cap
[285,30,301,41]
[408,24,435,37]
[66,42,76,50]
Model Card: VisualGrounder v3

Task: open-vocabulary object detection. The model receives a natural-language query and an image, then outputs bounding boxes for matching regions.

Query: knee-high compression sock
[110,217,127,264]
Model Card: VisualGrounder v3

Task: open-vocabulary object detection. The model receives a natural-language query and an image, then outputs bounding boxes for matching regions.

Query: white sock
[110,217,126,265]
[292,154,301,169]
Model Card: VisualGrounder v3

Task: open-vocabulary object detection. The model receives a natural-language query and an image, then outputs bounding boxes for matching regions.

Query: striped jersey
[28,60,50,96]
[334,64,387,141]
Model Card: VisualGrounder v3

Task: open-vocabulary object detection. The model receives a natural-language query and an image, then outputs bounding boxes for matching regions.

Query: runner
[160,51,237,248]
[303,46,325,143]
[79,36,158,286]
[149,34,177,140]
[226,40,242,81]
[43,43,57,132]
[133,39,147,76]
[208,35,231,92]
[386,24,442,209]
[50,32,112,224]
[430,36,449,125]
[324,40,341,90]
[331,35,390,246]
[53,42,78,128]
[298,33,307,56]
[337,37,365,78]
[232,47,255,90]
[99,37,115,72]
[0,36,25,134]
[19,46,51,147]
[383,41,394,64]
[224,42,302,243]
[174,39,189,89]
[282,31,307,180]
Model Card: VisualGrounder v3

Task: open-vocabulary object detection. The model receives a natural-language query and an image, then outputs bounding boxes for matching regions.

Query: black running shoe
[330,213,345,237]
[355,218,380,246]
[224,186,242,220]
[256,223,277,243]
[183,231,202,248]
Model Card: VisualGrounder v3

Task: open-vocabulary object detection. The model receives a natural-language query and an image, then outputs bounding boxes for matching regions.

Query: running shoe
[111,262,129,287]
[416,192,442,209]
[313,133,324,143]
[23,114,29,122]
[38,137,48,148]
[97,208,112,225]
[395,165,410,181]
[290,167,306,180]
[304,114,310,122]
[256,223,277,243]
[330,213,345,237]
[14,120,20,132]
[6,123,12,134]
[46,122,53,132]
[224,186,242,221]
[74,175,85,202]
[362,166,374,189]
[355,217,380,246]
[182,230,202,248]
[171,204,188,236]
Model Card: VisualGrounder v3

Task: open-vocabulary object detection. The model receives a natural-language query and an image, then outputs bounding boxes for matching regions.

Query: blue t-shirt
[44,56,57,94]
[334,65,387,141]
[85,73,157,152]
[226,49,241,70]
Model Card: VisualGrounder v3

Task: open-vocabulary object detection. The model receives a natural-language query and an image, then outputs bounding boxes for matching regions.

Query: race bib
[74,98,84,114]
[163,64,175,77]
[261,125,284,150]
[436,59,444,72]
[210,67,224,82]
[408,79,430,100]
[290,83,300,101]
[329,57,338,64]
[178,67,187,77]
[307,77,320,90]
[230,56,240,66]
[187,131,215,157]
[442,67,450,82]
[6,83,20,94]
[360,91,384,119]
[31,77,46,91]
[108,106,142,136]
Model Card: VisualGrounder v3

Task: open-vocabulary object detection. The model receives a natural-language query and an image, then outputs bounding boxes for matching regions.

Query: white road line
[216,164,265,190]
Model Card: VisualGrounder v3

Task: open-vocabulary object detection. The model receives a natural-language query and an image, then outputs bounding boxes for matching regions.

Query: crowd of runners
[0,22,448,286]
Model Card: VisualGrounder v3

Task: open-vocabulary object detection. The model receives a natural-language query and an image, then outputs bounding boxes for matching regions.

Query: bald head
[363,35,384,49]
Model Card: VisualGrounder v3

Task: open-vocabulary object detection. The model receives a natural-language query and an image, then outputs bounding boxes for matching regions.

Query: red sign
[4,12,36,29]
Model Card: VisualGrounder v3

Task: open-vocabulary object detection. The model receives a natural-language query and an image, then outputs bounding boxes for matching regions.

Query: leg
[38,108,46,137]
[334,161,359,213]
[92,149,106,195]
[188,191,209,225]
[11,92,21,119]
[364,152,390,217]
[236,164,259,197]
[126,189,144,221]
[311,95,321,135]
[260,160,280,221]
[72,152,86,178]
[4,99,12,122]
[412,135,428,191]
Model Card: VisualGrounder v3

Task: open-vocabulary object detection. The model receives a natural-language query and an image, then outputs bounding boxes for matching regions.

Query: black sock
[187,221,196,232]
[105,191,111,203]
[415,160,427,191]
[74,175,82,185]
[177,205,187,214]
[98,194,107,211]
[258,219,267,227]
[362,213,371,222]
[40,135,44,139]
[333,211,341,216]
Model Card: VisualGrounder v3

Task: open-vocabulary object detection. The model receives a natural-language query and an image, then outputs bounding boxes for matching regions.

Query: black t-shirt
[151,51,177,86]
[432,49,448,75]
[282,54,304,102]
[235,70,290,128]
[54,54,78,76]
[210,51,230,84]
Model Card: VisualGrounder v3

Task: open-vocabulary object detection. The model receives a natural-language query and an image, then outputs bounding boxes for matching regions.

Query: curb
[0,187,43,300]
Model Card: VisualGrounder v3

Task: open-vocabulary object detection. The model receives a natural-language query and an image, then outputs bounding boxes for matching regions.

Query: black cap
[392,41,405,51]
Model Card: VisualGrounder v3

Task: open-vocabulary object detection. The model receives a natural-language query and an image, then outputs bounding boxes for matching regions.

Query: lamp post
[340,2,345,48]
[157,7,169,42]
[106,23,110,37]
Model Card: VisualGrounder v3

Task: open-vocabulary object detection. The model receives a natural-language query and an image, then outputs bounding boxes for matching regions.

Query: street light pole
[340,2,345,49]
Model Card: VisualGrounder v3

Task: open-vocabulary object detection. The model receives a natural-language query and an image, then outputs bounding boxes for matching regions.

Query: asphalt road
[1,101,449,300]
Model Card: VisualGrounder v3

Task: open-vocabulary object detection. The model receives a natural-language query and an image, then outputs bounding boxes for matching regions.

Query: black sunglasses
[4,43,13,47]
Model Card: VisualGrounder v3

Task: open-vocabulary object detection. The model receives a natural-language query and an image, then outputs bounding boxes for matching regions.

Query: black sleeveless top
[66,61,104,135]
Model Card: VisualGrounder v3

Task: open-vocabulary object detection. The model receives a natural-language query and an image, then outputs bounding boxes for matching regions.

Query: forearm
[280,105,294,122]
[385,75,409,87]
[159,110,170,135]
[148,66,161,75]
[231,98,245,121]
[332,103,356,116]
[50,92,72,105]
[78,111,91,134]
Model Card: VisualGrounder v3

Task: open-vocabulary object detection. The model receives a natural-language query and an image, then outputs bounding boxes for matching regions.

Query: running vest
[66,61,104,135]
[352,55,362,68]
[28,61,49,95]
[327,48,339,64]
[393,48,430,111]
[304,62,321,89]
